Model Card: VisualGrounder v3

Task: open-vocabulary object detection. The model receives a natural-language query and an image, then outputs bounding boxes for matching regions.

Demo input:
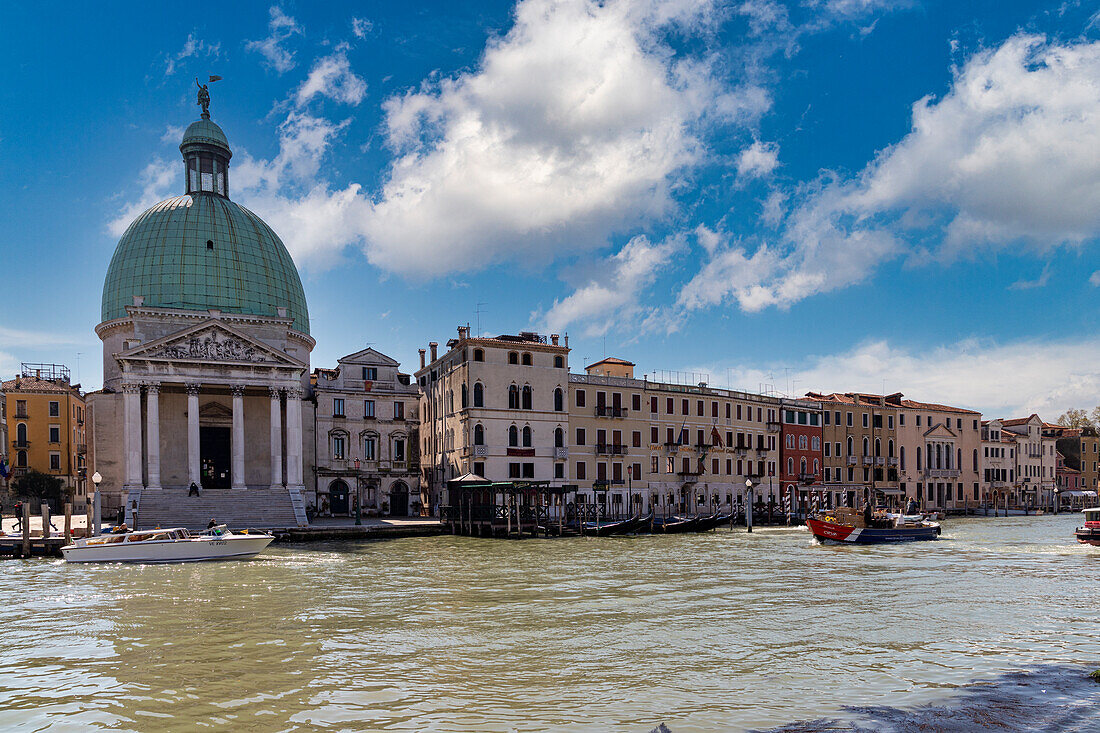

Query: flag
[711,426,723,448]
[0,459,8,479]
[208,75,223,82]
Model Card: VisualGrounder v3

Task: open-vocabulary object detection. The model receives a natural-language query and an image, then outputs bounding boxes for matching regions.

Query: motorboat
[1075,507,1100,546]
[61,525,274,563]
[806,507,940,544]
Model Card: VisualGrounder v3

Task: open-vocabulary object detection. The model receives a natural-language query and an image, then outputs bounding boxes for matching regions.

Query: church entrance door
[200,426,232,490]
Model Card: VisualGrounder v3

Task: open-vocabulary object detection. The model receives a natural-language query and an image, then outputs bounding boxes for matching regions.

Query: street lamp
[91,471,102,536]
[353,458,362,526]
[744,478,754,533]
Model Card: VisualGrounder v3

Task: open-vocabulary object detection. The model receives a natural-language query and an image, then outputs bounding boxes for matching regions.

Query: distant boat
[62,525,273,563]
[807,507,940,544]
[1075,507,1100,547]
[652,515,699,533]
[583,512,651,537]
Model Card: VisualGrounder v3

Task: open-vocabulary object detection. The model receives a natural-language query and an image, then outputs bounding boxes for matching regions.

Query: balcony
[862,456,873,465]
[923,468,961,478]
[798,472,816,482]
[554,447,568,459]
[12,440,30,449]
[677,473,700,483]
[76,444,87,454]
[875,456,885,466]
[734,445,749,455]
[694,443,711,451]
[888,457,899,466]
[595,406,628,419]
[766,421,781,433]
[473,445,489,458]
[595,443,628,456]
[14,411,28,420]
[846,456,857,465]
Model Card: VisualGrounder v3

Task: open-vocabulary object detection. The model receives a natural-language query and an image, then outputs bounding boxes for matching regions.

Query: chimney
[419,349,426,369]
[429,342,438,362]
[564,334,569,348]
[458,326,469,340]
[550,333,559,346]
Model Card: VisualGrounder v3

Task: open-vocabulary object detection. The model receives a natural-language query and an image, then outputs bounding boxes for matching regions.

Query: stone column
[286,387,304,489]
[121,382,143,490]
[231,385,246,490]
[145,384,161,489]
[270,388,284,488]
[186,384,201,489]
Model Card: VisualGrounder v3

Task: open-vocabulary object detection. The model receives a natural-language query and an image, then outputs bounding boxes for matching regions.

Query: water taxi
[61,525,274,563]
[807,507,940,544]
[1075,507,1100,546]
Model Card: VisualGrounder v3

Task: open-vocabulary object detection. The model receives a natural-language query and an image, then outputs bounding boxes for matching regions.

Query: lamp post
[353,458,362,526]
[91,471,102,536]
[745,478,754,533]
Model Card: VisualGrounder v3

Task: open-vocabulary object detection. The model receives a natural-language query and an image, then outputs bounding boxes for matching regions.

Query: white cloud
[539,234,681,336]
[1008,265,1051,290]
[107,158,176,237]
[163,33,220,76]
[684,33,1100,314]
[1090,270,1100,286]
[246,7,303,74]
[711,336,1100,419]
[295,48,367,106]
[0,326,85,349]
[736,140,780,179]
[351,17,372,39]
[361,0,768,276]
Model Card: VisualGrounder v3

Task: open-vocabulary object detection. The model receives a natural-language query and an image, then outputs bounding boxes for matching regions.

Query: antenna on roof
[475,302,487,338]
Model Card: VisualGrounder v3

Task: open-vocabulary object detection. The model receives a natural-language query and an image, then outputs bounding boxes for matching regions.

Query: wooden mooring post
[64,503,72,543]
[41,503,51,540]
[21,504,31,558]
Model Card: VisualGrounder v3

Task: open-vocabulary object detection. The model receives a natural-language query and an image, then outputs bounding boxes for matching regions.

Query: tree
[1056,408,1096,430]
[11,470,65,510]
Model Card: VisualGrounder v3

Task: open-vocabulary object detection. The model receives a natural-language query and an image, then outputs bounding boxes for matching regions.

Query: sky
[1,0,1099,420]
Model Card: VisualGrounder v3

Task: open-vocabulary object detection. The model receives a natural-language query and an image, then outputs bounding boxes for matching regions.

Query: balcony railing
[798,472,816,481]
[76,444,87,454]
[766,421,781,433]
[862,456,873,465]
[12,440,30,449]
[875,456,885,465]
[846,456,857,465]
[554,447,568,459]
[923,468,961,478]
[595,406,628,418]
[678,473,700,483]
[14,411,28,420]
[888,457,899,466]
[473,445,489,458]
[595,443,628,456]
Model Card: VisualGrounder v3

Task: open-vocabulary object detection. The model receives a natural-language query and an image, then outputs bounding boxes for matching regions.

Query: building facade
[416,328,570,508]
[998,415,1057,509]
[807,392,900,508]
[778,398,824,509]
[2,364,87,507]
[87,103,313,528]
[895,397,981,511]
[311,348,420,516]
[980,419,1015,506]
[1045,424,1099,493]
[0,385,6,492]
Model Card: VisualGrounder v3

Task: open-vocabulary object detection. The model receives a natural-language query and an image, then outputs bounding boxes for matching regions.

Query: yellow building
[2,364,88,508]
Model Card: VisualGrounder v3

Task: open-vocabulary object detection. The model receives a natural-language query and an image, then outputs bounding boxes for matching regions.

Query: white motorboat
[61,525,274,563]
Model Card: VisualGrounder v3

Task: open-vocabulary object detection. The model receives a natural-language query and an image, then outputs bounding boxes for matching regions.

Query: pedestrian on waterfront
[13,502,21,533]
[863,501,873,526]
[188,482,200,497]
[116,506,125,526]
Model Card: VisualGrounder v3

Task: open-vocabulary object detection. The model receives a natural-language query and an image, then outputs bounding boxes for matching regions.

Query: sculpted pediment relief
[119,321,304,368]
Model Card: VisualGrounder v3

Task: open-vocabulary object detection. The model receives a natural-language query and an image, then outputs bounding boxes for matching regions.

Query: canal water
[0,514,1097,731]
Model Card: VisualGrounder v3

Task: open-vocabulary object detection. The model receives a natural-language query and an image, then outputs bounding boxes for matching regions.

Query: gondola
[692,511,731,532]
[651,514,700,533]
[583,512,651,537]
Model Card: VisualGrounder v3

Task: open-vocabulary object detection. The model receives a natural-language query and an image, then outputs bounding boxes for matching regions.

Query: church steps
[132,488,301,530]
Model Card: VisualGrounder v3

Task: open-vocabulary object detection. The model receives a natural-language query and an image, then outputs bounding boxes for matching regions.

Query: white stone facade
[311,348,421,516]
[89,304,313,526]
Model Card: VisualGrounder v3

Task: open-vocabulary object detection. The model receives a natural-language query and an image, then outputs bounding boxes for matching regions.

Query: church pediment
[199,401,233,421]
[339,347,399,367]
[923,423,957,439]
[118,320,305,368]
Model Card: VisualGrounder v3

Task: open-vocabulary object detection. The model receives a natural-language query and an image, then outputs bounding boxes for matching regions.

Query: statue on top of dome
[196,78,211,119]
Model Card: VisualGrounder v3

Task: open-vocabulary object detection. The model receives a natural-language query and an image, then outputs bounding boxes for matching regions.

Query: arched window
[785,434,793,449]
[16,450,27,467]
[900,446,906,470]
[555,427,564,447]
[916,446,922,470]
[509,426,519,447]
[846,436,854,455]
[957,448,962,471]
[473,348,484,362]
[16,423,27,443]
[554,355,564,368]
[862,437,869,456]
[800,457,807,475]
[508,352,519,364]
[813,458,820,474]
[798,435,807,450]
[461,384,468,408]
[522,426,532,447]
[787,457,793,474]
[888,439,894,457]
[521,352,532,366]
[874,438,881,457]
[473,383,484,407]
[811,436,820,451]
[474,424,484,445]
[362,433,378,460]
[554,388,564,412]
[973,448,978,470]
[508,385,520,409]
[522,385,532,410]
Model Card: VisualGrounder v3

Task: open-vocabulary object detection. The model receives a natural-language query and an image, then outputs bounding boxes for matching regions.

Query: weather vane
[195,75,222,119]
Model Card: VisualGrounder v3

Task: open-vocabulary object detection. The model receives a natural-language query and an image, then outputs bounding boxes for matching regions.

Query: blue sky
[1,0,1099,418]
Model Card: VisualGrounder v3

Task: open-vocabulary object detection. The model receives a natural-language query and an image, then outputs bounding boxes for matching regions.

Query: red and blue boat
[1075,507,1100,546]
[806,507,940,544]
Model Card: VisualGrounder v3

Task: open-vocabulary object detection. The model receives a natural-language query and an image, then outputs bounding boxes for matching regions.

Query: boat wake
[746,665,1100,733]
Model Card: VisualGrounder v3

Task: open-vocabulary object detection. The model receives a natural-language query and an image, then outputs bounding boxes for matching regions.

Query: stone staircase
[130,487,305,530]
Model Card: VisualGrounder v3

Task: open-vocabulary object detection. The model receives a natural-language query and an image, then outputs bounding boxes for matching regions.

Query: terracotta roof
[589,357,635,367]
[1,377,81,395]
[897,398,980,415]
[999,415,1041,427]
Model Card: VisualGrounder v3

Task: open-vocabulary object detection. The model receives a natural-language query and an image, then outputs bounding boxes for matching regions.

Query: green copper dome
[101,119,310,334]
